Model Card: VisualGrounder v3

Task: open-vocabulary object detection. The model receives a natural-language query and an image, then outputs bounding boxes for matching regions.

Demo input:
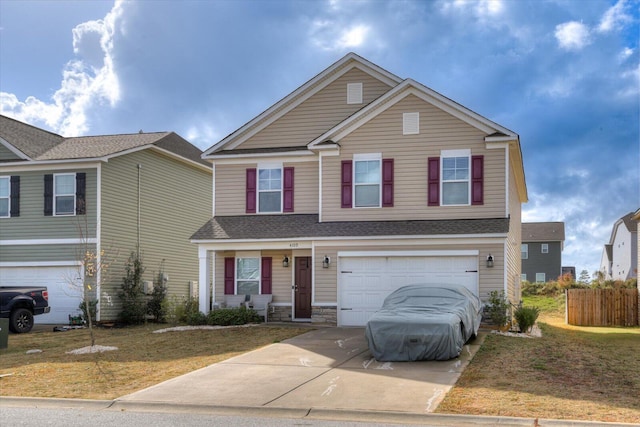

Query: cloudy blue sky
[1,0,638,277]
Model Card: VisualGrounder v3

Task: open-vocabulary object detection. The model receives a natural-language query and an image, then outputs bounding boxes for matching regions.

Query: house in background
[0,115,212,323]
[521,222,565,283]
[192,52,528,326]
[599,211,638,281]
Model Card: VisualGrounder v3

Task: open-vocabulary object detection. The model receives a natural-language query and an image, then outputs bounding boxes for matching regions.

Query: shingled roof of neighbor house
[190,214,510,241]
[0,115,208,166]
[522,222,565,242]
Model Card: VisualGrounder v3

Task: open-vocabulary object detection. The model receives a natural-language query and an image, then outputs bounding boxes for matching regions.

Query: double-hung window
[521,244,529,259]
[353,153,381,207]
[258,164,282,213]
[54,173,76,215]
[541,244,549,254]
[441,150,470,205]
[0,177,9,218]
[236,257,260,295]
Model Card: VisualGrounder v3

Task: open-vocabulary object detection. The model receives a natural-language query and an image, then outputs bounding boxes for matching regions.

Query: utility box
[0,318,9,349]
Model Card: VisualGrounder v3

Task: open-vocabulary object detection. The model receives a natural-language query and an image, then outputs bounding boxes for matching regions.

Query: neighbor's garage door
[0,266,83,324]
[338,256,478,326]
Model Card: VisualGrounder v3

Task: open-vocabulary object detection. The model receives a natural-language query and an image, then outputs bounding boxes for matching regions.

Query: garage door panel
[339,255,478,326]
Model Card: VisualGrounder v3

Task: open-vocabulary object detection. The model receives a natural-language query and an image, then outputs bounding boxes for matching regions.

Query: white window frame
[520,274,527,282]
[54,173,76,216]
[235,253,261,296]
[541,243,549,254]
[440,149,470,206]
[353,153,381,208]
[535,273,546,283]
[257,162,282,214]
[521,244,529,260]
[0,176,10,218]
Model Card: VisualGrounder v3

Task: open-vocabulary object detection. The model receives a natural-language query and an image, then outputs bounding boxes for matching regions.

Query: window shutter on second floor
[341,160,352,208]
[471,155,484,205]
[427,157,440,206]
[76,172,86,215]
[382,158,394,207]
[44,174,53,216]
[261,257,272,294]
[10,176,20,217]
[283,167,294,213]
[224,257,235,295]
[246,168,257,213]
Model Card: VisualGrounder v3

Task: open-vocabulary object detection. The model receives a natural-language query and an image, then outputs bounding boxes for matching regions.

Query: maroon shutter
[224,257,235,295]
[427,157,440,206]
[76,172,86,215]
[283,167,294,212]
[44,174,53,216]
[261,257,272,294]
[245,168,256,213]
[10,176,20,217]
[382,158,394,207]
[471,155,484,205]
[341,160,352,208]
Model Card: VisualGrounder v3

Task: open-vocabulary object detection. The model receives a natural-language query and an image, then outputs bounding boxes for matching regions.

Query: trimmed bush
[206,307,262,326]
[514,305,540,333]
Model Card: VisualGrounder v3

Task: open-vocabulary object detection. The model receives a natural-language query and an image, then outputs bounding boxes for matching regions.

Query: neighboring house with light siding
[191,53,528,326]
[0,115,211,323]
[599,211,638,281]
[521,222,565,283]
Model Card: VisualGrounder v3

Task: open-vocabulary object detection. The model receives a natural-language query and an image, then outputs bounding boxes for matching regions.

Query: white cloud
[0,0,124,136]
[598,0,634,33]
[310,20,371,51]
[338,25,369,49]
[555,21,591,51]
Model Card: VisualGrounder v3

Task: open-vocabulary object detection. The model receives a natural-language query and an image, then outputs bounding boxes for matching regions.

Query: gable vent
[347,83,363,104]
[403,112,419,135]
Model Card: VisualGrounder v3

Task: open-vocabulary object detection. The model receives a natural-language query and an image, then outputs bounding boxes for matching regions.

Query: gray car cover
[365,284,482,361]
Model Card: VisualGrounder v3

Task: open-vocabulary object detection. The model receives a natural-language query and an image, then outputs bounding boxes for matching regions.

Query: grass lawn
[437,296,640,424]
[0,324,310,400]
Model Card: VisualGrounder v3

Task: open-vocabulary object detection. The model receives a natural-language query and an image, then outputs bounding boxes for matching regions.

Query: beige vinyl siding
[0,243,95,263]
[99,149,211,320]
[214,161,318,216]
[506,165,523,304]
[314,241,505,303]
[238,68,393,150]
[321,94,506,222]
[0,145,22,161]
[0,168,97,241]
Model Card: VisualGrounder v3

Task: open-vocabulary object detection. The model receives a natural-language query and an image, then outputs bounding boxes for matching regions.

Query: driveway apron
[116,327,484,414]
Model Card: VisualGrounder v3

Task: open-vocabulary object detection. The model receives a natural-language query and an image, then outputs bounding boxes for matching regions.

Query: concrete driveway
[116,326,485,415]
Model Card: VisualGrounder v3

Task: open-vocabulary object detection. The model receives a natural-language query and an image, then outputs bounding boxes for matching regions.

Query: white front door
[338,255,478,326]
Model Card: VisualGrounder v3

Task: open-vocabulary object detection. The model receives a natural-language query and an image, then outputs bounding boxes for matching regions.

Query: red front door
[294,257,312,319]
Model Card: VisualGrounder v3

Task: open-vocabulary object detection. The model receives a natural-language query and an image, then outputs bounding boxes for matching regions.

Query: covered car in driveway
[365,284,482,361]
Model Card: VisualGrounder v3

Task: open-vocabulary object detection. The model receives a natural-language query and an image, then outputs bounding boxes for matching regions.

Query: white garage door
[338,255,478,326]
[0,266,84,324]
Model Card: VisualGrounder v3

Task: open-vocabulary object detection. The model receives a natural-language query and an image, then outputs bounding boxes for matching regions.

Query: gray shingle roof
[191,214,510,241]
[0,115,208,166]
[522,222,565,242]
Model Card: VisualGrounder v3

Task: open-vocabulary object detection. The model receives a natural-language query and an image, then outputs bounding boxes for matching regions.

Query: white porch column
[198,247,213,314]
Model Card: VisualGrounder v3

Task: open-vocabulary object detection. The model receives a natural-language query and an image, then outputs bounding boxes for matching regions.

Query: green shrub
[164,295,200,325]
[186,310,207,325]
[514,305,540,333]
[78,299,98,324]
[485,290,510,326]
[147,265,168,323]
[206,307,262,326]
[119,251,147,325]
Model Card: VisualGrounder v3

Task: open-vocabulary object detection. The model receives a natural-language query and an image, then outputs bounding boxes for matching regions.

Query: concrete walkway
[116,327,483,414]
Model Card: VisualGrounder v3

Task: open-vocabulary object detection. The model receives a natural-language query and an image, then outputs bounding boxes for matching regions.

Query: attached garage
[0,264,84,325]
[338,251,479,326]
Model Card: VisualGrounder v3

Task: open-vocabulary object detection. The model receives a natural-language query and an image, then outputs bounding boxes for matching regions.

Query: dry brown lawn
[437,311,640,424]
[0,324,310,400]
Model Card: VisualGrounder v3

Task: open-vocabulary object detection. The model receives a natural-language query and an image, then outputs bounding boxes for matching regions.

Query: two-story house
[521,222,565,283]
[0,115,212,324]
[191,53,528,326]
[599,211,638,281]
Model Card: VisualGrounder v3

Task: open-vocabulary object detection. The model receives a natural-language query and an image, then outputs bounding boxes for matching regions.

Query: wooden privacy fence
[566,288,639,326]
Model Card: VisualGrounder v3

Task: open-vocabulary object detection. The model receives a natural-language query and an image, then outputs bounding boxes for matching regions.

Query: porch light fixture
[322,255,331,268]
[283,256,290,268]
[486,254,494,268]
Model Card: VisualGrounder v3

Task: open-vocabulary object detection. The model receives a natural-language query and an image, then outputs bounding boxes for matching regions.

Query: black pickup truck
[0,287,51,333]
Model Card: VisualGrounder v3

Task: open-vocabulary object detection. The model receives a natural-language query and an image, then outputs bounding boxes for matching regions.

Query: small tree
[119,250,147,324]
[147,260,168,322]
[486,290,510,326]
[578,270,591,285]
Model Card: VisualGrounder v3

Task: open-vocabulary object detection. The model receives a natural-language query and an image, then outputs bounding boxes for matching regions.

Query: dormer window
[347,83,363,104]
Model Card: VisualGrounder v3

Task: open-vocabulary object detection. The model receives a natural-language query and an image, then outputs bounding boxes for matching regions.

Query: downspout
[137,164,142,252]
